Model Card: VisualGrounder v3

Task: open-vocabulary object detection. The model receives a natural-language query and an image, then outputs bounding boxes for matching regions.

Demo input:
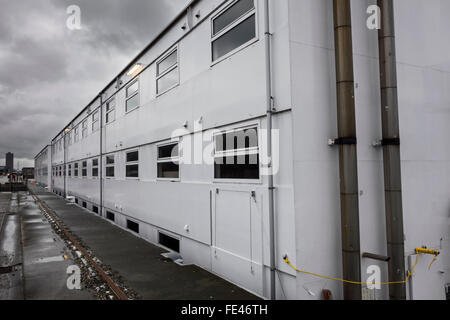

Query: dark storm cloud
[0,0,188,168]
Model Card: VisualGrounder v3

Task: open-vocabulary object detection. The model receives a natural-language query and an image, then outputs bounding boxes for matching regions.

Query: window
[92,111,99,132]
[68,132,72,146]
[214,126,259,180]
[126,80,139,112]
[157,143,179,179]
[82,120,88,138]
[68,164,72,177]
[106,98,116,124]
[157,48,179,95]
[82,201,87,208]
[74,126,80,143]
[93,206,99,214]
[127,220,139,234]
[126,151,139,178]
[105,155,115,178]
[74,163,79,177]
[59,166,62,177]
[92,158,99,178]
[211,0,256,62]
[82,161,87,177]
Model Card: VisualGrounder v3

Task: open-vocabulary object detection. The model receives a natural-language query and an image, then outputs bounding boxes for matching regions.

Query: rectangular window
[92,158,99,177]
[157,143,179,179]
[74,163,79,177]
[214,126,259,180]
[106,211,115,222]
[92,111,99,132]
[157,48,179,95]
[105,155,115,178]
[74,127,80,143]
[68,164,72,177]
[211,0,256,62]
[82,161,87,177]
[82,201,87,208]
[106,98,116,124]
[127,220,139,234]
[126,80,139,112]
[93,206,99,214]
[126,151,139,178]
[82,120,88,138]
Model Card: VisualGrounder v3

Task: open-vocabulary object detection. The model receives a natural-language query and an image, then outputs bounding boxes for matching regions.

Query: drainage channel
[29,190,139,300]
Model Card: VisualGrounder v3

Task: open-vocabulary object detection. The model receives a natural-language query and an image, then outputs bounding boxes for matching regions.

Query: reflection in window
[212,0,256,61]
[157,48,179,94]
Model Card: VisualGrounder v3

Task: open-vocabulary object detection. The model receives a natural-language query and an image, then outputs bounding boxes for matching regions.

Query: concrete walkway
[29,185,258,300]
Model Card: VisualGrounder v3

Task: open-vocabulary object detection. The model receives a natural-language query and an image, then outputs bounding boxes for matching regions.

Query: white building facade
[34,0,449,300]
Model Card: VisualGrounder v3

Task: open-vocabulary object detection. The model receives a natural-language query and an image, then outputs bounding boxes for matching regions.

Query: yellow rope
[284,253,419,286]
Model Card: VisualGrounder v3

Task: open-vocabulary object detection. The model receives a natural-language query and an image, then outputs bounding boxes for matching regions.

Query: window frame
[74,163,79,177]
[125,79,140,114]
[212,123,262,184]
[105,154,115,179]
[156,46,180,97]
[125,150,140,179]
[92,158,99,179]
[82,160,88,178]
[105,97,116,125]
[92,110,100,132]
[82,120,88,139]
[210,0,258,65]
[157,141,180,181]
[68,164,72,177]
[74,126,80,143]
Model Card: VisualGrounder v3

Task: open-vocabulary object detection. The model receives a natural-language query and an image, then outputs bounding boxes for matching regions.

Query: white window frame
[82,120,88,139]
[156,46,180,97]
[92,110,100,132]
[157,140,180,181]
[74,126,79,143]
[125,79,140,114]
[92,158,99,179]
[74,163,79,177]
[125,150,140,179]
[212,123,262,184]
[105,154,115,179]
[105,97,116,124]
[82,160,88,178]
[210,0,258,65]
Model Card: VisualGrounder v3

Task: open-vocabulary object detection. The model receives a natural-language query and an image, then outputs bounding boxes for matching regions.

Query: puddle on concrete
[30,256,65,265]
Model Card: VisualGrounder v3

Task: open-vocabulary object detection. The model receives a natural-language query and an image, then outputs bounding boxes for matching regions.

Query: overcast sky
[0,0,187,169]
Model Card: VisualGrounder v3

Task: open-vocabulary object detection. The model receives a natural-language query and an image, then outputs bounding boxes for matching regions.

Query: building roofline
[51,0,200,142]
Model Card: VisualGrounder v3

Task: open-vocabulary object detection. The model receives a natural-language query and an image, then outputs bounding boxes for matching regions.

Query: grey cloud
[0,0,188,166]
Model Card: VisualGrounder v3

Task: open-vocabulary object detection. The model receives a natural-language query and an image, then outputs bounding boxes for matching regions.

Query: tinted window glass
[158,144,178,159]
[126,164,139,178]
[126,94,139,112]
[127,151,139,162]
[213,0,254,35]
[157,50,177,75]
[158,162,180,179]
[157,68,179,94]
[212,14,255,61]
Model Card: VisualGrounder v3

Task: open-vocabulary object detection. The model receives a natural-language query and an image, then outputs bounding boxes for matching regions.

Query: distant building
[5,152,14,174]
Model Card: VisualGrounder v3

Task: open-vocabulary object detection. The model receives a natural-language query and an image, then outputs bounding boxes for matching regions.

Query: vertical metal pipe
[264,0,276,300]
[332,0,362,300]
[99,95,104,215]
[377,0,406,300]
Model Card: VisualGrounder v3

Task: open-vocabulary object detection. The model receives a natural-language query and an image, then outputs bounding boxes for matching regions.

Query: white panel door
[212,188,263,296]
